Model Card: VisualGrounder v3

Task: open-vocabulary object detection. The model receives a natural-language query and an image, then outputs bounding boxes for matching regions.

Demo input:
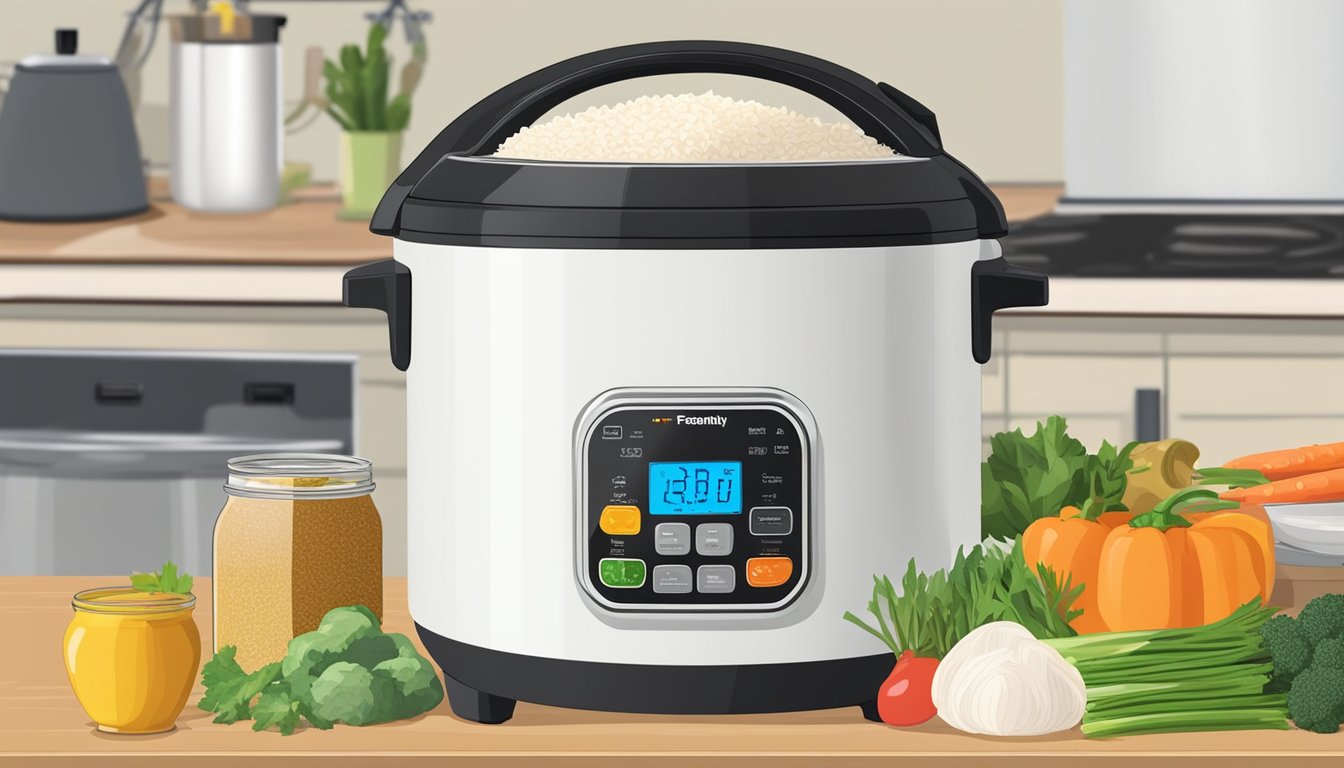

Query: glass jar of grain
[214,454,382,671]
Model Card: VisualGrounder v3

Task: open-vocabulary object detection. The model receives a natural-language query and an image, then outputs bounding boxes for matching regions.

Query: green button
[599,558,646,588]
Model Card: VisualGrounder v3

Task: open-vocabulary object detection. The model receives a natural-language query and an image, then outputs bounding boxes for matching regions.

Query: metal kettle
[0,29,148,221]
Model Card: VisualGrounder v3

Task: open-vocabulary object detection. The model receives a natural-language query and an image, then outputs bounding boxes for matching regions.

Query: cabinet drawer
[1168,356,1344,416]
[1169,355,1344,465]
[1004,354,1163,446]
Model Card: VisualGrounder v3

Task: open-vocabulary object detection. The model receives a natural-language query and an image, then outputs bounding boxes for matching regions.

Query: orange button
[746,556,793,588]
[599,505,641,536]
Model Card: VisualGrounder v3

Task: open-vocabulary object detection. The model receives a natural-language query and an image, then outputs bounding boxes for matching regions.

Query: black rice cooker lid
[372,41,1008,249]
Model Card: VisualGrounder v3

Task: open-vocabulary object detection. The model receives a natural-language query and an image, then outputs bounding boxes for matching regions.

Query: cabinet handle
[1135,388,1162,443]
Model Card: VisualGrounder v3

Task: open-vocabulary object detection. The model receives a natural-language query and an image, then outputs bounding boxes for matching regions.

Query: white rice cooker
[344,40,1047,723]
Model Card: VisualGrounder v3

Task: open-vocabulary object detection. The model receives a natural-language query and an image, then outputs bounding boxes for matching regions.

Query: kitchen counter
[0,192,382,305]
[0,186,1056,306]
[5,574,1343,767]
[5,184,1344,315]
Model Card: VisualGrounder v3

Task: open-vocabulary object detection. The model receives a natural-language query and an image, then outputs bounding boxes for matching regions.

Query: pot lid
[373,41,1007,249]
[17,29,112,72]
[167,13,286,44]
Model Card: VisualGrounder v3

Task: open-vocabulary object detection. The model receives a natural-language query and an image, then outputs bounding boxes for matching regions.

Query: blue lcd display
[649,461,743,515]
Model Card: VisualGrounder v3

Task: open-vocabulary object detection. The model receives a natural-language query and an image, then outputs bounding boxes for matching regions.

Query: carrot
[1221,466,1344,504]
[1223,441,1344,481]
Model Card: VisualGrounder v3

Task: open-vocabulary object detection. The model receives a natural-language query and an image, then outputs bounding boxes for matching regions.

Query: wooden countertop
[4,574,1343,767]
[0,199,387,267]
[0,185,1061,267]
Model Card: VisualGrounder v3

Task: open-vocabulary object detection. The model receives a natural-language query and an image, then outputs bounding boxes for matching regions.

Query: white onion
[930,622,1086,737]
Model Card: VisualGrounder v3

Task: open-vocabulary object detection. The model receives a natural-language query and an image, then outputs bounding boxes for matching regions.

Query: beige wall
[1,0,1062,183]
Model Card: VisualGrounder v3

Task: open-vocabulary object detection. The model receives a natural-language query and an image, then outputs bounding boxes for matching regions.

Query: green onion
[1081,709,1291,739]
[1045,601,1289,738]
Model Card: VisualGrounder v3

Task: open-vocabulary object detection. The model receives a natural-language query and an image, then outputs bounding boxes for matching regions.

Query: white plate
[1266,501,1344,556]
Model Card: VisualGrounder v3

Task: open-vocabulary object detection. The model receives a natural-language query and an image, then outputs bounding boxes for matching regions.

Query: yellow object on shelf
[209,1,237,35]
[63,587,201,734]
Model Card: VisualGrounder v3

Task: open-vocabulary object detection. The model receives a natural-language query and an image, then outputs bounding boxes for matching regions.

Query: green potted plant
[325,23,412,219]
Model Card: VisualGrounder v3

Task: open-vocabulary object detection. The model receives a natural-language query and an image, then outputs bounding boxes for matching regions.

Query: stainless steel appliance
[0,29,148,221]
[343,40,1047,723]
[0,351,353,576]
[1003,0,1344,277]
[169,11,286,212]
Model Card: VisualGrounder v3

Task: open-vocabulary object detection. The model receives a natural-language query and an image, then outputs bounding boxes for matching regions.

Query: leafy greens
[198,605,441,734]
[130,561,194,595]
[981,416,1137,541]
[843,540,1082,659]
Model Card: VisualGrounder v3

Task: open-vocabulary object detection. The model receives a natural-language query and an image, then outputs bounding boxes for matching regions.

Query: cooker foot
[443,673,517,724]
[859,697,882,723]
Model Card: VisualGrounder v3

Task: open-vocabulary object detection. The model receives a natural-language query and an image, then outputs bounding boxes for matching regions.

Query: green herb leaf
[198,647,281,724]
[981,417,1090,540]
[130,561,193,595]
[252,686,303,735]
[844,540,1081,660]
[198,646,246,713]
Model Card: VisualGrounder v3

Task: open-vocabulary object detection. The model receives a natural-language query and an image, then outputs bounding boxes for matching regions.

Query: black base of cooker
[416,623,892,724]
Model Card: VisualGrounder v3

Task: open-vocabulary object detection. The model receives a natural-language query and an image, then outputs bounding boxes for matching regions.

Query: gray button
[695,523,734,556]
[654,523,691,556]
[749,506,794,536]
[652,564,693,594]
[697,565,736,593]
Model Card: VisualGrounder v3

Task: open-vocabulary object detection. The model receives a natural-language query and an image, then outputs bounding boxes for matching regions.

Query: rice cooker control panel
[578,393,811,613]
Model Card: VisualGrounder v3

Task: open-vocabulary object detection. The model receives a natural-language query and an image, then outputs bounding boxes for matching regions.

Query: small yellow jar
[64,588,201,734]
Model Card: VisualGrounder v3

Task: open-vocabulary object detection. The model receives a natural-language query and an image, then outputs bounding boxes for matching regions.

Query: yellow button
[746,556,793,588]
[600,505,641,536]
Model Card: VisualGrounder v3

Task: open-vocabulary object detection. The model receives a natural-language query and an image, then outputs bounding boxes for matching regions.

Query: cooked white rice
[492,91,897,163]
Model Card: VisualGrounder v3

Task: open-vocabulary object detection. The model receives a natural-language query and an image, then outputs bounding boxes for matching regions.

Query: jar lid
[225,453,375,500]
[72,587,195,614]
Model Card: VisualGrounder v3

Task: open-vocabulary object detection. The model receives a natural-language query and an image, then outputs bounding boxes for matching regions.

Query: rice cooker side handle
[971,258,1048,364]
[343,260,411,371]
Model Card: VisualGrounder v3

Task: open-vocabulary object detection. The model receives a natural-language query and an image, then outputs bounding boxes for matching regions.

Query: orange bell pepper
[1095,488,1274,632]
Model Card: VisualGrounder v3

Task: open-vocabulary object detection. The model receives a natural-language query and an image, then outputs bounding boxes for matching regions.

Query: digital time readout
[649,461,743,515]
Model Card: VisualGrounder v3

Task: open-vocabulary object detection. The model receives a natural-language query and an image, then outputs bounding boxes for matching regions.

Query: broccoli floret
[1287,666,1344,734]
[1298,594,1344,645]
[373,654,444,717]
[308,661,397,726]
[1312,637,1344,671]
[1262,614,1315,690]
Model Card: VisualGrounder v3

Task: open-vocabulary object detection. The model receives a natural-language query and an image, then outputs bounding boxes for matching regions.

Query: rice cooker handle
[371,40,1002,235]
[971,258,1048,364]
[461,42,945,157]
[343,260,412,371]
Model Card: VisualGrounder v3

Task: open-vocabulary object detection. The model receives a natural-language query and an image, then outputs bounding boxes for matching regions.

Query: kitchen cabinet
[982,318,1164,453]
[987,316,1344,462]
[0,303,409,576]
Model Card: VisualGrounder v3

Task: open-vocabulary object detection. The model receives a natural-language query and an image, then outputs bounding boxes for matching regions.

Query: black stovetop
[1001,213,1344,278]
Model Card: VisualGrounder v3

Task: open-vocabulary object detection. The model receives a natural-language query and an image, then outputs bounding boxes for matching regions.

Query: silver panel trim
[573,387,819,623]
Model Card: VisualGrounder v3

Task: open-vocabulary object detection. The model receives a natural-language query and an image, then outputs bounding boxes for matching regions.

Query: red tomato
[877,650,939,726]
